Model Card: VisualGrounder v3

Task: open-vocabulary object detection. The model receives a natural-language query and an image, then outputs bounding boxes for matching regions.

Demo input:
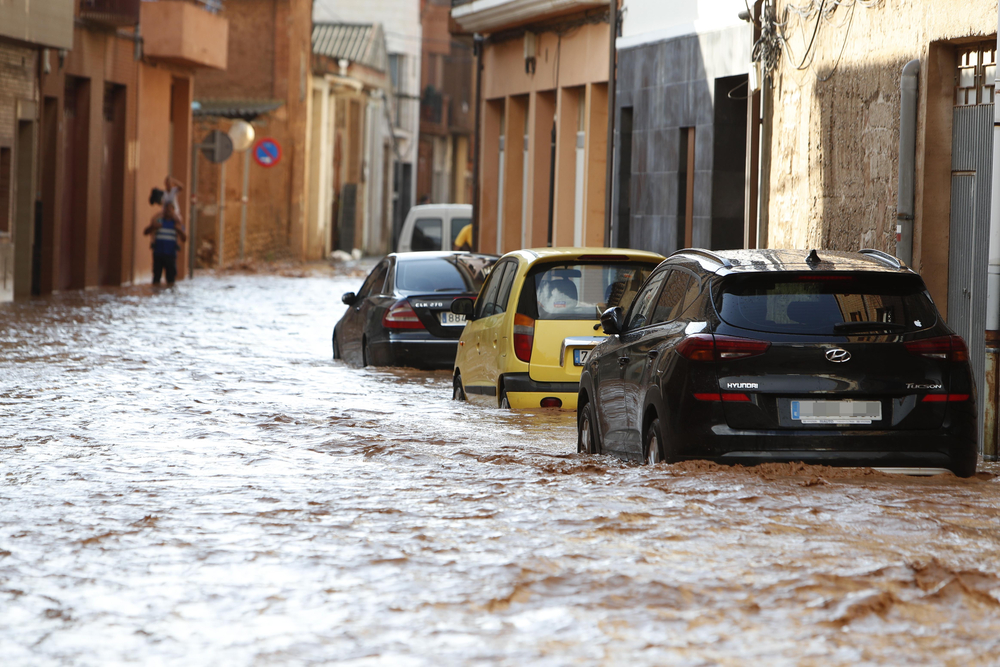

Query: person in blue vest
[143,202,187,285]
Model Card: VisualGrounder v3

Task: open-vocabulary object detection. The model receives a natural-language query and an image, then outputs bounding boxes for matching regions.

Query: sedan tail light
[382,300,425,329]
[676,333,770,361]
[513,313,534,362]
[904,335,968,362]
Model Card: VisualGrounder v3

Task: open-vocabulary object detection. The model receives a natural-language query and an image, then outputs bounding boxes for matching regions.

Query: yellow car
[450,248,665,409]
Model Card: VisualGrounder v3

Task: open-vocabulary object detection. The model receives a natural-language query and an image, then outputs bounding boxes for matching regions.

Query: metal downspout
[604,0,618,247]
[471,34,484,252]
[985,15,1000,460]
[895,59,919,264]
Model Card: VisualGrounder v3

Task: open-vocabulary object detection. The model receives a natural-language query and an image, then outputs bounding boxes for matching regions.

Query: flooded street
[3,267,1000,665]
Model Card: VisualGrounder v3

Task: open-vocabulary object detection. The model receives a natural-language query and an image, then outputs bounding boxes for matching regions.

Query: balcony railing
[79,0,141,26]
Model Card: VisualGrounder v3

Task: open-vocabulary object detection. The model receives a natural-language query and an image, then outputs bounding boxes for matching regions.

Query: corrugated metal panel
[949,103,994,453]
[311,23,388,73]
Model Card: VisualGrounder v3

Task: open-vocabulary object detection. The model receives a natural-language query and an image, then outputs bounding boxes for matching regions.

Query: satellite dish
[228,120,256,153]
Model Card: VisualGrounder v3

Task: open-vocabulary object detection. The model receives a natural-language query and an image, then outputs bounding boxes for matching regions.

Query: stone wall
[766,0,998,259]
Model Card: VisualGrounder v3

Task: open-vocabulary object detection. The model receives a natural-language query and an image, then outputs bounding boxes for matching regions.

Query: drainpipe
[546,121,556,246]
[985,13,1000,461]
[471,34,484,252]
[604,0,618,247]
[895,59,919,264]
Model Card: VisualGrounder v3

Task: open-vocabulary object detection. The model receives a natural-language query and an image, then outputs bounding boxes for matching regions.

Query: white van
[396,204,472,252]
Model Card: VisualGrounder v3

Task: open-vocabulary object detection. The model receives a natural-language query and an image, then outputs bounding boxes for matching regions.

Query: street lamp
[228,120,256,261]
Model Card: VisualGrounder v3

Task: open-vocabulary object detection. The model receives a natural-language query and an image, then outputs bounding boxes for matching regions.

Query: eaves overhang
[451,0,606,34]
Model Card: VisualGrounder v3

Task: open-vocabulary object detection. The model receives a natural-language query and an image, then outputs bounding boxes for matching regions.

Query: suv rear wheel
[644,418,663,465]
[578,401,599,454]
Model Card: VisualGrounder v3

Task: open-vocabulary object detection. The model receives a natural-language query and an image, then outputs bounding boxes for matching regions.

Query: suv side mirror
[600,306,623,336]
[451,297,475,318]
[342,292,357,306]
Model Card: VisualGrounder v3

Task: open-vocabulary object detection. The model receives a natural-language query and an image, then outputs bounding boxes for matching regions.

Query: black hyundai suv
[577,248,977,477]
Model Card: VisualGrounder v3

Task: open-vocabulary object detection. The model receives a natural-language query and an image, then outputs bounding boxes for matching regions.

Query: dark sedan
[578,248,978,477]
[333,251,497,369]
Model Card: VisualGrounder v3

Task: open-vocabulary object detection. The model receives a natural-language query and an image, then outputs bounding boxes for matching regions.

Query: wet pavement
[2,266,1000,665]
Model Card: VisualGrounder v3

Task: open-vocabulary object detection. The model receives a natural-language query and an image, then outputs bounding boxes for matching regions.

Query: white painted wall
[619,0,748,49]
[313,0,421,211]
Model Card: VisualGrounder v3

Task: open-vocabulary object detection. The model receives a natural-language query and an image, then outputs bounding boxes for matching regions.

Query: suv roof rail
[858,248,905,269]
[670,248,733,268]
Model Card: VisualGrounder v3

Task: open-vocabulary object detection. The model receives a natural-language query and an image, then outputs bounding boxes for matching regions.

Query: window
[957,43,997,106]
[517,262,658,322]
[411,217,442,251]
[714,273,938,335]
[389,54,402,93]
[395,255,494,294]
[650,271,694,324]
[623,271,667,330]
[493,260,519,315]
[357,261,389,298]
[475,260,511,319]
[450,217,471,249]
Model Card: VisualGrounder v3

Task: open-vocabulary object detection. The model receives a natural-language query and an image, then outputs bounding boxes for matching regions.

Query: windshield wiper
[833,321,905,333]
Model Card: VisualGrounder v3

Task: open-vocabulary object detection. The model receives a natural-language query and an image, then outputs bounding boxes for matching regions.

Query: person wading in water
[143,202,187,285]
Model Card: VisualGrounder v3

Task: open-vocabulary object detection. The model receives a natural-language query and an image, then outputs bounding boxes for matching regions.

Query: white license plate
[572,349,589,366]
[791,400,882,424]
[440,312,466,326]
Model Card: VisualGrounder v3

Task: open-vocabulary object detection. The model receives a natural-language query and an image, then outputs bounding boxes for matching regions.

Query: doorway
[948,42,995,451]
[99,83,126,286]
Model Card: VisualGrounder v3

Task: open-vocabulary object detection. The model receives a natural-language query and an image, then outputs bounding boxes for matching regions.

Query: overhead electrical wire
[765,0,880,81]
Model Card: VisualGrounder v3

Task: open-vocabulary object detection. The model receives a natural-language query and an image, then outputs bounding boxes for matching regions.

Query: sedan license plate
[573,348,589,366]
[440,312,466,326]
[791,400,881,424]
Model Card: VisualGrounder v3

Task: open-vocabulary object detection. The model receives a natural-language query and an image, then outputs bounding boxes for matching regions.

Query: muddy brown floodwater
[2,268,1000,665]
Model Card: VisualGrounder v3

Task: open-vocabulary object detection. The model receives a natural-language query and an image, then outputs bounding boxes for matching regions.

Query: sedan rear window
[518,262,657,321]
[714,273,938,335]
[395,255,494,294]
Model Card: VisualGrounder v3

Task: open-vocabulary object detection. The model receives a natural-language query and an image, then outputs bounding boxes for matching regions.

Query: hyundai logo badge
[825,348,851,363]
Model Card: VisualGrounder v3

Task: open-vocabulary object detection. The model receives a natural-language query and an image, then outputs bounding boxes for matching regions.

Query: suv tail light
[904,335,968,362]
[921,393,970,402]
[676,333,770,361]
[383,300,424,329]
[513,313,534,362]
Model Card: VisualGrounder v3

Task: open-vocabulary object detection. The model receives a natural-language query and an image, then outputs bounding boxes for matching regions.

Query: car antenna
[805,249,820,265]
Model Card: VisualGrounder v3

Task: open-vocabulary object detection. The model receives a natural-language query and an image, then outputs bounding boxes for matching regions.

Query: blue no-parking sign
[253,138,282,168]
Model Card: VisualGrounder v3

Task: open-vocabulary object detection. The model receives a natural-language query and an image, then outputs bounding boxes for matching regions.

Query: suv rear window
[714,273,938,335]
[517,262,657,321]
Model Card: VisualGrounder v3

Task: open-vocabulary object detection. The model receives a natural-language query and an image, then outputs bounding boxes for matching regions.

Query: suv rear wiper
[833,321,905,333]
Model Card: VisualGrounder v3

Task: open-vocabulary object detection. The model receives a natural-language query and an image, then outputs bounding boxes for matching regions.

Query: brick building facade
[192,0,314,265]
[0,1,72,301]
[0,0,227,301]
[417,0,474,208]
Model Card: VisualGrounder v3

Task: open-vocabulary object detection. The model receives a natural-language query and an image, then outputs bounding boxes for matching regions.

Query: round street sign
[200,130,233,164]
[253,138,282,168]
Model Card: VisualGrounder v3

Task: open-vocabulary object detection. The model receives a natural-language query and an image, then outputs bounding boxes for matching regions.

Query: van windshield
[714,273,938,335]
[517,262,657,321]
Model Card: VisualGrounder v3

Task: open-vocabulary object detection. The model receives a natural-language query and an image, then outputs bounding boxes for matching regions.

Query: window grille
[956,42,996,107]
